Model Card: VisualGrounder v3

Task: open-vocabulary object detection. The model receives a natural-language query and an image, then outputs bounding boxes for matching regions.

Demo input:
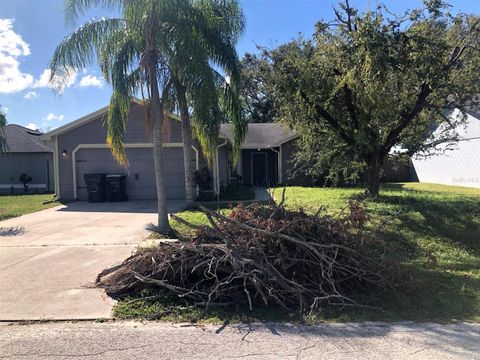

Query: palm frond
[105,39,144,164]
[220,77,245,162]
[157,0,245,162]
[106,90,131,165]
[50,17,126,92]
[184,62,222,161]
[64,0,125,24]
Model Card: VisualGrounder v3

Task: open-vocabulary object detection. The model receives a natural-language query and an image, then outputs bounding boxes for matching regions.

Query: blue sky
[0,0,479,131]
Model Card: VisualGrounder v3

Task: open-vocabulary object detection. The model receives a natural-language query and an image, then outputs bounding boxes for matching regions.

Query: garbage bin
[106,174,128,202]
[84,174,106,202]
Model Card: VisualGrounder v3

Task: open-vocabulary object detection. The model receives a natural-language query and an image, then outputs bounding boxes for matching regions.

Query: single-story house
[41,100,299,201]
[412,110,480,188]
[0,124,54,194]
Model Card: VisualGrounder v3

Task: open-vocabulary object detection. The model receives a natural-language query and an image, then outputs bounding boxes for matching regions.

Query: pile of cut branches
[97,196,392,311]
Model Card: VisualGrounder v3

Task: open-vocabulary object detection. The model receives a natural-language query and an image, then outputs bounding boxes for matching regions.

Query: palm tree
[51,0,172,231]
[51,0,246,229]
[98,0,246,204]
[163,0,246,203]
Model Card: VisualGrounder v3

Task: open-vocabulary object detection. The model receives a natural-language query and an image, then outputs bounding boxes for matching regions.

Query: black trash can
[106,174,128,202]
[84,174,107,202]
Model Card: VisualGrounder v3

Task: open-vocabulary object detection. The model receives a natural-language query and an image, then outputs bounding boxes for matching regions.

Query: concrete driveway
[0,200,184,321]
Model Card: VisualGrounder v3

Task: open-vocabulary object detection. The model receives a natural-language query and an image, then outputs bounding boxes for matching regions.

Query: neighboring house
[0,124,54,195]
[41,100,299,202]
[412,110,480,188]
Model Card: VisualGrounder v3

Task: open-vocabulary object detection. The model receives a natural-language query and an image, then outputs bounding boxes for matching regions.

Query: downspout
[215,138,228,195]
[53,135,61,199]
[270,146,282,185]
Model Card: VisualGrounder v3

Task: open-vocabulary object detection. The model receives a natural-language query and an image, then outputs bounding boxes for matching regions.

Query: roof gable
[3,125,52,153]
[42,98,180,140]
[220,123,297,149]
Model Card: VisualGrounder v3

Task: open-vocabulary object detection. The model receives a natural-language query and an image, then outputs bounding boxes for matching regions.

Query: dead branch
[97,201,394,312]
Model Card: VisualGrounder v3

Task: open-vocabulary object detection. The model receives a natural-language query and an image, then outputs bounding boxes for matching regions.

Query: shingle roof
[220,123,297,149]
[3,124,53,153]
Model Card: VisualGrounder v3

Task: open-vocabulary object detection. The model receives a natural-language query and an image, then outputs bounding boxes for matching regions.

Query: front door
[251,152,267,186]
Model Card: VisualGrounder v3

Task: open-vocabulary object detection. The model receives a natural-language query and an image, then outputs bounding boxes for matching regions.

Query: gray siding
[0,152,54,194]
[217,146,230,190]
[56,103,185,200]
[281,140,298,185]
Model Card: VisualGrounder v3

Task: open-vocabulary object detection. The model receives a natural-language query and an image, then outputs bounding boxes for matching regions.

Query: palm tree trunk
[144,2,170,233]
[176,85,195,204]
[147,66,170,232]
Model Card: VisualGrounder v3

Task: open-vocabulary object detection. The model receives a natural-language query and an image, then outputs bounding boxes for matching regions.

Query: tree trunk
[144,2,169,233]
[366,153,383,197]
[148,66,170,233]
[177,85,195,204]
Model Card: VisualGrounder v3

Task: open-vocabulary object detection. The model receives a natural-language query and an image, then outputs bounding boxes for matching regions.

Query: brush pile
[97,195,391,311]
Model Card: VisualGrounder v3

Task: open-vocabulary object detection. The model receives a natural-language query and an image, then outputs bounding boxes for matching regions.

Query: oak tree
[269,0,480,195]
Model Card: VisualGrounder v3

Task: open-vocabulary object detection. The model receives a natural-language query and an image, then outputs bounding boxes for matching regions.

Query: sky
[0,0,479,132]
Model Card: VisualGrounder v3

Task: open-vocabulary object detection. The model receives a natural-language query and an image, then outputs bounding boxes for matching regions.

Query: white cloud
[25,123,39,130]
[3,106,8,113]
[24,91,38,99]
[43,113,64,122]
[0,19,34,93]
[0,19,29,56]
[33,68,77,91]
[79,75,104,88]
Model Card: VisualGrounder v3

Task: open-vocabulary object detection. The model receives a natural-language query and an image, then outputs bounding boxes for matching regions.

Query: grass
[220,184,255,201]
[0,194,58,221]
[167,208,231,238]
[114,291,298,323]
[116,182,480,323]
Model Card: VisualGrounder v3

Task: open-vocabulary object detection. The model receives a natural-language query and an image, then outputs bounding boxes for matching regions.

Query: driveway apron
[0,200,182,320]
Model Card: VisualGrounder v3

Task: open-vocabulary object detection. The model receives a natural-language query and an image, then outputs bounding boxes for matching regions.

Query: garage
[75,146,196,200]
[41,101,203,201]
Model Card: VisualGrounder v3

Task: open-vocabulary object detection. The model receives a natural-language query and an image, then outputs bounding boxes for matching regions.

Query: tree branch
[299,90,355,146]
[383,82,431,152]
[382,18,480,153]
[343,84,359,129]
[334,0,356,32]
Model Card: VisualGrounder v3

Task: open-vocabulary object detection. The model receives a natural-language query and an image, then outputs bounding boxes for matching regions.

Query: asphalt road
[1,321,479,359]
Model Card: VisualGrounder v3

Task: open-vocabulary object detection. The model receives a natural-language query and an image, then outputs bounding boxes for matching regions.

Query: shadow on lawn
[370,189,480,259]
[342,185,480,322]
[336,267,480,322]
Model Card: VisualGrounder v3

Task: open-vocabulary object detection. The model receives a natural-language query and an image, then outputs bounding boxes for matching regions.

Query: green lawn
[118,183,480,323]
[0,194,58,221]
[220,184,255,201]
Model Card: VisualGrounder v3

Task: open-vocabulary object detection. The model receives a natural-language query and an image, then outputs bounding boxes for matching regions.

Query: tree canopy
[52,0,245,163]
[267,0,480,195]
[239,53,277,123]
[160,0,245,202]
